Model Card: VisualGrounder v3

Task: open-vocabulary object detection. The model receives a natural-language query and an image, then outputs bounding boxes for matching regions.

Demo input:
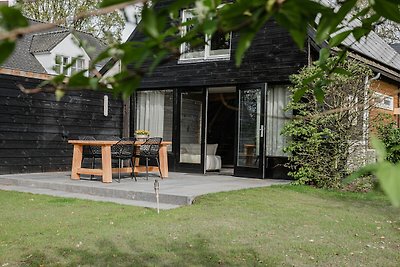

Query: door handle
[260,125,264,137]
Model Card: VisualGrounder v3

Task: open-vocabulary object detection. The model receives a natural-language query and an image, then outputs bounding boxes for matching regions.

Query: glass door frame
[234,83,267,178]
[173,87,208,173]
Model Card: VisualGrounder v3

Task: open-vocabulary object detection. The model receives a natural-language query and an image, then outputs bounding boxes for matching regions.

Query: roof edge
[0,67,53,80]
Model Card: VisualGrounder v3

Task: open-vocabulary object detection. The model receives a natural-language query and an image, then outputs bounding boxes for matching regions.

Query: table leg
[159,145,168,178]
[102,145,112,183]
[71,144,83,180]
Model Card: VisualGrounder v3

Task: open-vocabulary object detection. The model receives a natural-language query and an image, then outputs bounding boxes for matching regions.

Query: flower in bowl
[135,130,150,135]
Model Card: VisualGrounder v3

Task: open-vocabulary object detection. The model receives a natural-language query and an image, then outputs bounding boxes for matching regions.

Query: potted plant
[134,130,150,141]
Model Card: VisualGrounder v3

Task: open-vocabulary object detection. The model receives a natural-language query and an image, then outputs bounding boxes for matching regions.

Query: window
[71,58,85,75]
[373,92,394,111]
[54,55,85,76]
[180,9,231,62]
[135,90,173,147]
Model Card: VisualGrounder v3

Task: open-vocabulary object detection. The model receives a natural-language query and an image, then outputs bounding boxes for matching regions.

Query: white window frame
[71,58,85,75]
[179,9,231,63]
[54,55,85,76]
[373,92,394,111]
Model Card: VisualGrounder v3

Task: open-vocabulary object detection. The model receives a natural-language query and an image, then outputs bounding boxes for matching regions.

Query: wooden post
[159,144,169,178]
[102,145,112,183]
[71,144,83,180]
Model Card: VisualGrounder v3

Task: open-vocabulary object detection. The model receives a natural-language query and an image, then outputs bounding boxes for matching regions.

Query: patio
[0,171,289,209]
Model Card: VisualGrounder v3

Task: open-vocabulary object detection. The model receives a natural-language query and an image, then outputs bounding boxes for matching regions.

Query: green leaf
[235,31,256,67]
[0,40,15,65]
[203,20,218,36]
[68,71,89,87]
[371,136,387,162]
[149,50,168,74]
[52,74,66,85]
[313,84,325,103]
[349,6,371,23]
[89,78,99,90]
[293,86,307,102]
[288,29,307,50]
[319,47,330,65]
[344,163,379,184]
[316,0,357,43]
[332,67,351,76]
[316,15,333,43]
[372,0,400,23]
[141,7,159,39]
[329,30,351,47]
[302,70,323,85]
[352,27,371,41]
[0,6,28,30]
[376,162,400,207]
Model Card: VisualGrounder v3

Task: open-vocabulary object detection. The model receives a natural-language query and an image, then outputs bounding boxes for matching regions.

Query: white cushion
[179,154,221,170]
[206,155,221,170]
[180,144,218,155]
[206,144,218,155]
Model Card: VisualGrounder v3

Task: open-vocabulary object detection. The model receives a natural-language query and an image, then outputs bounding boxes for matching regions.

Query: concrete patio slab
[0,171,289,209]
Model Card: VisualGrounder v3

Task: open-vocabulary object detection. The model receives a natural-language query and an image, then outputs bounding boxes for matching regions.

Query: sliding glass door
[234,84,266,178]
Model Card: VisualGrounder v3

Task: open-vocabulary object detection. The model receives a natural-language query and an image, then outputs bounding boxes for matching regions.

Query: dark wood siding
[138,19,307,89]
[0,74,123,174]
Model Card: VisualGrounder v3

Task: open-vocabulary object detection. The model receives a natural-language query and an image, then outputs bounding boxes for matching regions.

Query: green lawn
[0,185,399,266]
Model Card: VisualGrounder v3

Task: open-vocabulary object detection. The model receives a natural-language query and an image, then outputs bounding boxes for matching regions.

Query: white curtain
[266,85,292,156]
[136,91,165,137]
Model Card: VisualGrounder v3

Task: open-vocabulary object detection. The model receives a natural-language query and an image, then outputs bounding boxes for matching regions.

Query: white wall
[33,34,90,76]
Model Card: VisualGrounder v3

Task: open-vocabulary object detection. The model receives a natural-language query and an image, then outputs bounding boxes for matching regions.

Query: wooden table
[68,140,172,183]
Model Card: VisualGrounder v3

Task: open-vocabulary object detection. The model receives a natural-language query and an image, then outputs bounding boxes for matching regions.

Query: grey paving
[0,171,289,209]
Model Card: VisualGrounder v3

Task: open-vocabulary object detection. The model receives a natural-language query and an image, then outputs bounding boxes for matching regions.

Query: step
[0,176,192,208]
[0,184,180,209]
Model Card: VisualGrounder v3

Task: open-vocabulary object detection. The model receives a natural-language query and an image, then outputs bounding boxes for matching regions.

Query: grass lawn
[0,185,399,266]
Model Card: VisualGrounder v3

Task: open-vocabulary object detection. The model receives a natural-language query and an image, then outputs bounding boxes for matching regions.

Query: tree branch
[0,0,147,41]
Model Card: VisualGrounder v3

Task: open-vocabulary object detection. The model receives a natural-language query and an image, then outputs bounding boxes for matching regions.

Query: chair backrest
[140,137,162,156]
[104,136,121,141]
[112,137,135,156]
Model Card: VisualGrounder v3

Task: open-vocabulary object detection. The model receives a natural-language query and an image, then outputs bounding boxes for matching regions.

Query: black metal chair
[104,136,121,141]
[111,137,136,183]
[78,136,102,180]
[133,137,163,180]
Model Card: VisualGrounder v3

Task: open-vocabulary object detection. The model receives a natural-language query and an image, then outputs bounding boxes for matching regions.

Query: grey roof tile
[391,43,400,54]
[30,30,69,53]
[319,0,400,73]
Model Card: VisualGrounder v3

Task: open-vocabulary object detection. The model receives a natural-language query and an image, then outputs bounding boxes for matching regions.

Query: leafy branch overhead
[0,0,399,97]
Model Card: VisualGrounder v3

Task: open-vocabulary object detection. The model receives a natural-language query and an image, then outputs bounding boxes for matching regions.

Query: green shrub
[375,114,400,163]
[282,58,373,189]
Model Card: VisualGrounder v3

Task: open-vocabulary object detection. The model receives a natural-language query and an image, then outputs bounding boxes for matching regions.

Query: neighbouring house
[114,1,400,179]
[0,19,123,174]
